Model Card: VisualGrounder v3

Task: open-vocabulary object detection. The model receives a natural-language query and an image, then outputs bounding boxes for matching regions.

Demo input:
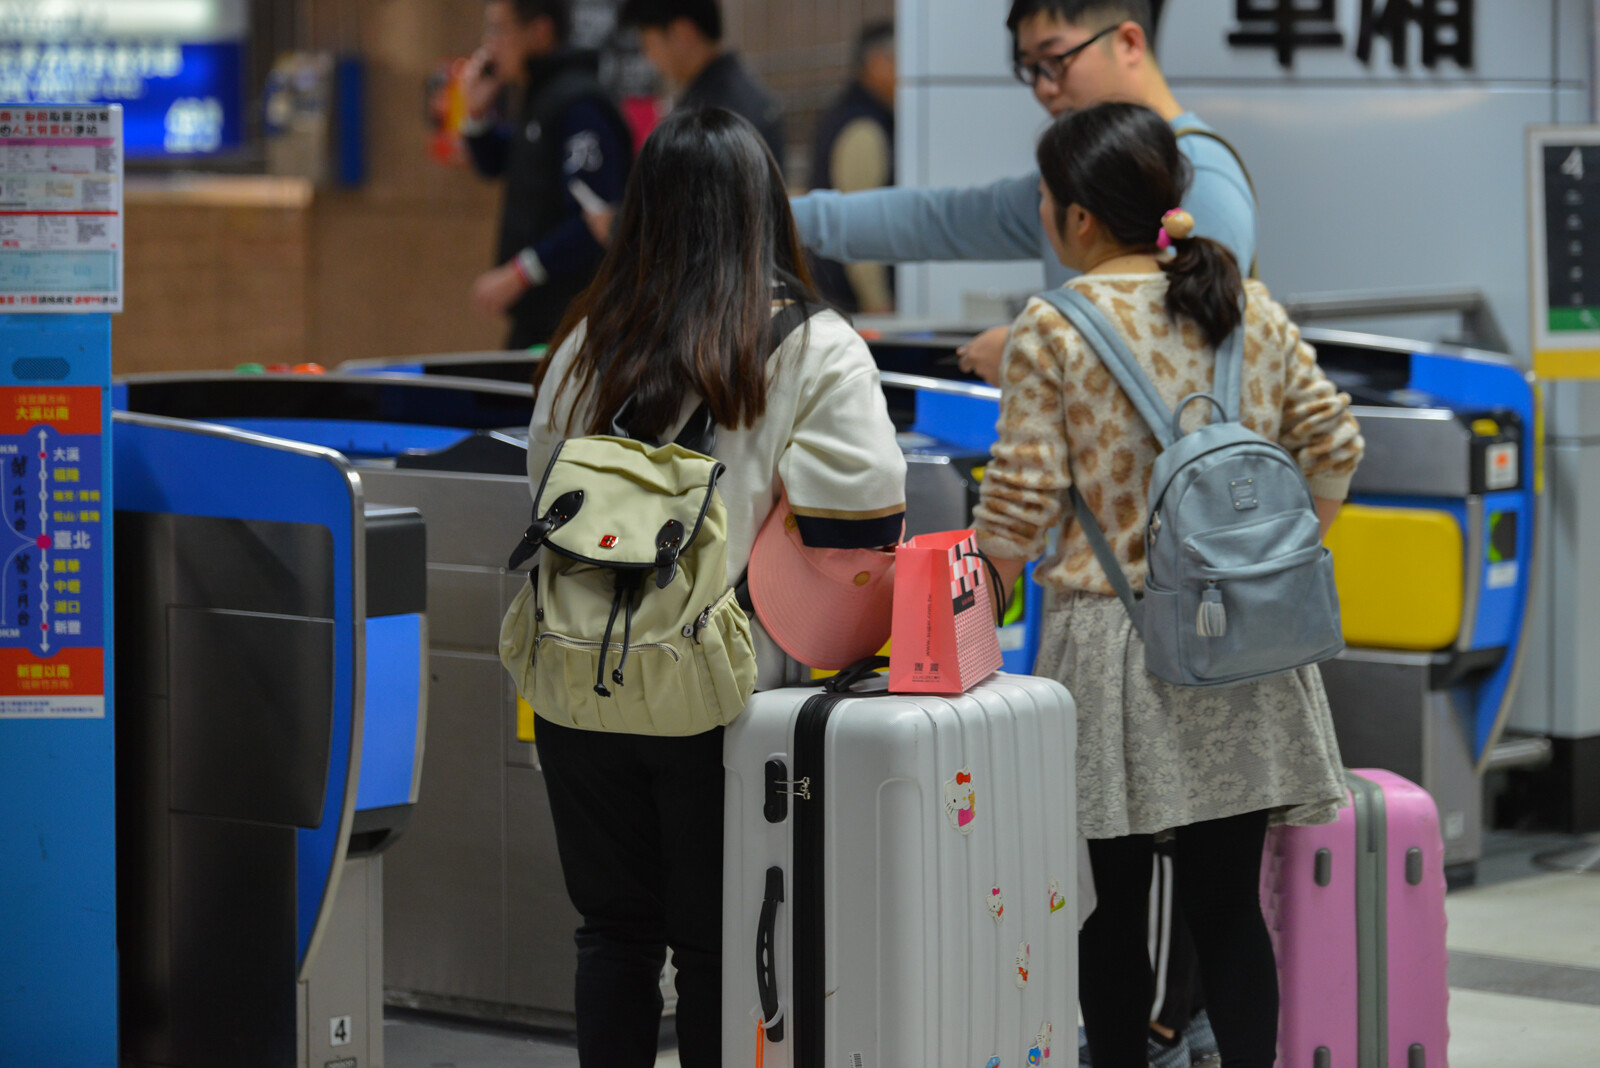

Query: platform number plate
[330,1015,352,1046]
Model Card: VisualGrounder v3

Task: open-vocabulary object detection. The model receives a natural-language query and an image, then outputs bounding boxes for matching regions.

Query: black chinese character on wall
[1229,0,1474,70]
[1228,0,1344,67]
[1356,0,1474,69]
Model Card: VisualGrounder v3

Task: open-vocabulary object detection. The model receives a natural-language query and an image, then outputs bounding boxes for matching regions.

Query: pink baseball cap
[747,494,898,670]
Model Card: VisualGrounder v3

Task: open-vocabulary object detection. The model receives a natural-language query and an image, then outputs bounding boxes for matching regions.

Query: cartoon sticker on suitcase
[985,1059,1002,1068]
[1014,942,1030,988]
[1030,1021,1052,1063]
[1048,877,1066,915]
[987,885,1005,923]
[944,766,976,833]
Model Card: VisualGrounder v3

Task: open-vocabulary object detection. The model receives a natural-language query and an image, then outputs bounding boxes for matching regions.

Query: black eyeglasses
[1012,24,1119,87]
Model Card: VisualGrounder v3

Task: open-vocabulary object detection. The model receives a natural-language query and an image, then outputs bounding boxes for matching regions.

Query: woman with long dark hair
[975,103,1364,1068]
[525,107,905,1067]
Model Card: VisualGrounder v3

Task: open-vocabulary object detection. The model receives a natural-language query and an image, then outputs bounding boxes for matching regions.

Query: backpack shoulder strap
[1173,126,1260,280]
[672,291,822,453]
[1069,486,1144,634]
[1173,126,1257,202]
[1213,325,1244,423]
[1031,286,1160,631]
[1034,286,1177,449]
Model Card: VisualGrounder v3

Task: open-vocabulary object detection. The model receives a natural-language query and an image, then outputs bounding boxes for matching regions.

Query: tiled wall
[723,0,896,184]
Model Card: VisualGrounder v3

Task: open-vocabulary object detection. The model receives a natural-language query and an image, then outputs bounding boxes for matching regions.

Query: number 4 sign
[330,1014,351,1046]
[1528,126,1600,379]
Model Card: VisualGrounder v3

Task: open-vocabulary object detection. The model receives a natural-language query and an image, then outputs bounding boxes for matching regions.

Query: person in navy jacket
[462,0,633,348]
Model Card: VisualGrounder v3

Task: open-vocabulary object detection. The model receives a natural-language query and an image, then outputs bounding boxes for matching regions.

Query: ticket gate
[1310,331,1538,881]
[113,406,429,1067]
[343,332,1543,883]
[114,373,595,1030]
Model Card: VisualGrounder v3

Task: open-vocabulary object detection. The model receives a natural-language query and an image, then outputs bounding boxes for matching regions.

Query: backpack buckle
[654,519,685,588]
[507,489,584,569]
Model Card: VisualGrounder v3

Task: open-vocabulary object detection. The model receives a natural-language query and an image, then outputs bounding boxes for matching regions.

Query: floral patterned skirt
[1036,590,1347,839]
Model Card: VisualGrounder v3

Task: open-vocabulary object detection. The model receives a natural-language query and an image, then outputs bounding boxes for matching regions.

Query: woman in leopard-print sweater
[975,104,1363,1068]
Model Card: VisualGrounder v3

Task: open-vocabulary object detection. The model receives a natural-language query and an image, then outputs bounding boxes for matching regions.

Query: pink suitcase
[1260,769,1450,1068]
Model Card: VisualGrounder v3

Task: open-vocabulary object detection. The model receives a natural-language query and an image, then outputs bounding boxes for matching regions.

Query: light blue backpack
[1035,287,1344,688]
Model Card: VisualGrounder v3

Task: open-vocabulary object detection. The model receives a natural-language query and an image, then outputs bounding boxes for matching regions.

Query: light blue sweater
[791,112,1256,289]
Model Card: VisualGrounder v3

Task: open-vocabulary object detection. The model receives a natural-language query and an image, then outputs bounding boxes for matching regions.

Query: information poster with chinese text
[0,103,122,311]
[0,385,103,717]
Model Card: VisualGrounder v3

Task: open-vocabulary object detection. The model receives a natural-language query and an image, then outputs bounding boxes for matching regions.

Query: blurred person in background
[790,0,1253,384]
[808,19,896,314]
[617,0,785,170]
[461,0,633,348]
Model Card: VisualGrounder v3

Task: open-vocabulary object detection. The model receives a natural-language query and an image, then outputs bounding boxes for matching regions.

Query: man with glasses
[790,0,1254,386]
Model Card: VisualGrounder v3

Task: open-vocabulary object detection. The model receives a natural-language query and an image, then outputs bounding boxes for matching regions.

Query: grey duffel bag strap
[1069,485,1145,635]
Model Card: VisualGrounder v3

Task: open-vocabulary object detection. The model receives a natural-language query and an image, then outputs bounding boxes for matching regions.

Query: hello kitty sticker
[987,886,1005,924]
[1048,877,1066,915]
[1028,1021,1053,1064]
[944,766,976,833]
[1014,942,1030,988]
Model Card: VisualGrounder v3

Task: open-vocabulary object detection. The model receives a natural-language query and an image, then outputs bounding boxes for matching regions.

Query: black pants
[536,718,726,1067]
[1080,810,1277,1068]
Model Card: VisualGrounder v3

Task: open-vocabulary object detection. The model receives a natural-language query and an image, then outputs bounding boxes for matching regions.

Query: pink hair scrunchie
[1156,208,1195,250]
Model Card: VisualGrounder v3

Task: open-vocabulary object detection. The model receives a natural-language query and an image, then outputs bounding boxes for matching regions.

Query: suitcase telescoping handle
[757,865,785,1043]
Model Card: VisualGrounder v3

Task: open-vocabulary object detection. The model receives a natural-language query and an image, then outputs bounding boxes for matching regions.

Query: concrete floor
[386,830,1600,1068]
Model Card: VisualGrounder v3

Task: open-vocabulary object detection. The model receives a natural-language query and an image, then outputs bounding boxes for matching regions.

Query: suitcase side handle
[757,865,785,1043]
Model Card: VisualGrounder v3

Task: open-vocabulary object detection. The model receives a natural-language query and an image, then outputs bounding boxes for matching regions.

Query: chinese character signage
[1528,127,1600,380]
[0,385,103,717]
[1227,0,1474,70]
[0,103,122,311]
[0,0,245,158]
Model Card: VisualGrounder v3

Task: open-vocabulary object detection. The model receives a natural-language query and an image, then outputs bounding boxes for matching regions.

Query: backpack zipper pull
[690,604,713,644]
[1197,581,1227,638]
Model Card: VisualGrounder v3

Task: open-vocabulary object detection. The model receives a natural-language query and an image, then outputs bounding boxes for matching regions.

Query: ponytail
[1037,102,1247,351]
[1162,235,1242,350]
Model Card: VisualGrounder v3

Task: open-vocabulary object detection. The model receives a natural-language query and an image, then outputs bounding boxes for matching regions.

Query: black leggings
[537,718,726,1068]
[1080,810,1277,1068]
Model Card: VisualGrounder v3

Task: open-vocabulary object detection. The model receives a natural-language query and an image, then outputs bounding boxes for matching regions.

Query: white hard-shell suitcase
[723,668,1078,1068]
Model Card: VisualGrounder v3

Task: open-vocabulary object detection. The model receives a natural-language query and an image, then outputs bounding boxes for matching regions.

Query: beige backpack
[500,302,814,735]
[499,428,756,735]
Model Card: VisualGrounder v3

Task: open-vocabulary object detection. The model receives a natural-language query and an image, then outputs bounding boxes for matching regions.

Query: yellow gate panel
[516,694,537,743]
[1324,504,1464,651]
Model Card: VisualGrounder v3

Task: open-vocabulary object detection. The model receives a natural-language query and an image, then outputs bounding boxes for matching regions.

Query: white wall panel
[1172,85,1588,360]
[894,81,1052,319]
[902,0,1013,80]
[1555,0,1591,87]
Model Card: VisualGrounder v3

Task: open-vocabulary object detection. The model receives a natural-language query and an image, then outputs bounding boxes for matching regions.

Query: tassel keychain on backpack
[1197,582,1227,638]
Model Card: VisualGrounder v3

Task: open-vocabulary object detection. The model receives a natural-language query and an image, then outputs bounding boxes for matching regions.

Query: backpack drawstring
[594,580,627,697]
[594,575,639,696]
[613,585,635,687]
